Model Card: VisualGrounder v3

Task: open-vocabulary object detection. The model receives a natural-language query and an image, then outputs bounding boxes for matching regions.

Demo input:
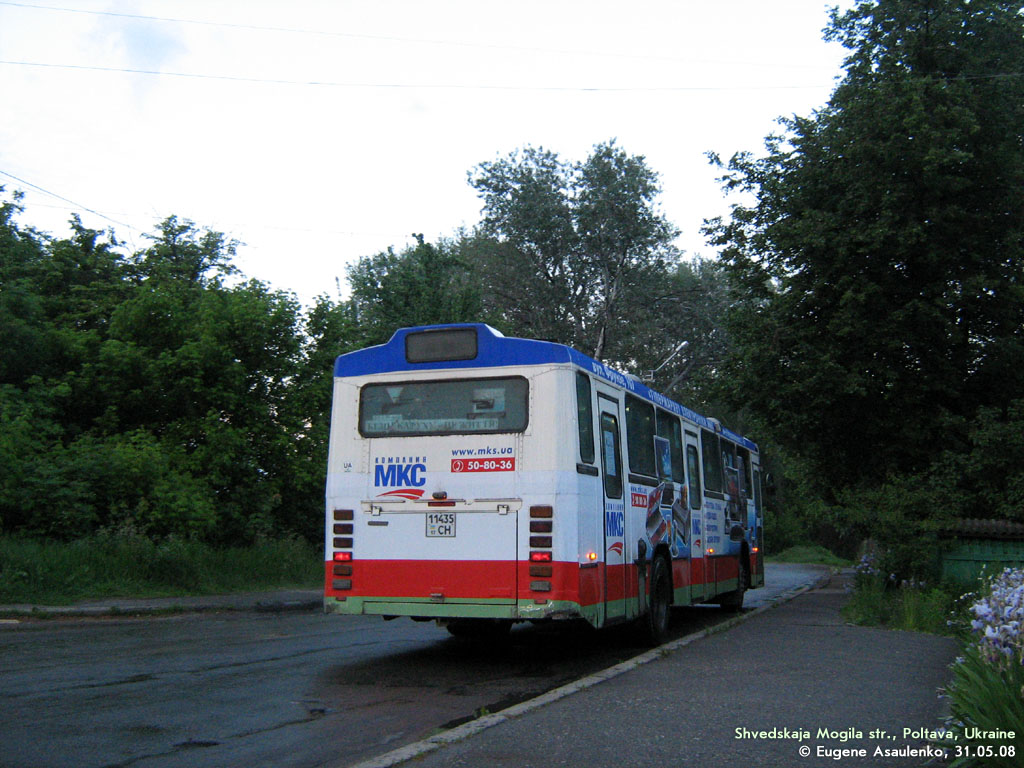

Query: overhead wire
[0,168,136,231]
[2,2,1017,93]
[0,169,415,243]
[0,0,833,70]
[0,59,835,92]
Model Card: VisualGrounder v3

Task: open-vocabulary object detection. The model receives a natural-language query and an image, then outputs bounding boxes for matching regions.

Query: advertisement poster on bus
[638,481,689,559]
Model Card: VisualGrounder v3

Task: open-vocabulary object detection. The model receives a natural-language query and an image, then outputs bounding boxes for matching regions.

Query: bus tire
[719,555,747,612]
[641,555,672,646]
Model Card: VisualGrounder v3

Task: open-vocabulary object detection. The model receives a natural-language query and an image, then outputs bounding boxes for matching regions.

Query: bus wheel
[719,556,748,612]
[642,556,672,646]
[445,619,512,640]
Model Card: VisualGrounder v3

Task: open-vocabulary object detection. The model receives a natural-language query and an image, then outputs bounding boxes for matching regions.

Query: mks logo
[374,463,426,487]
[605,508,624,537]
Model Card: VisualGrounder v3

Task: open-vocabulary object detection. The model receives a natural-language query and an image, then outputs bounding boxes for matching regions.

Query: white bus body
[324,324,764,637]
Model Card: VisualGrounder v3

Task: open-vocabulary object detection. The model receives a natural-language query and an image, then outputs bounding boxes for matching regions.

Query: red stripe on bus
[324,557,742,604]
[324,559,517,600]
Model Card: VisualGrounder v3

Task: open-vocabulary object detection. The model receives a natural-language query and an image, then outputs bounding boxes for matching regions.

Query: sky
[0,0,854,308]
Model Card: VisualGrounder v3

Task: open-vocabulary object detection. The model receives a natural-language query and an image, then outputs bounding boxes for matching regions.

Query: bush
[842,553,959,635]
[768,544,850,566]
[941,568,1024,767]
[0,533,322,604]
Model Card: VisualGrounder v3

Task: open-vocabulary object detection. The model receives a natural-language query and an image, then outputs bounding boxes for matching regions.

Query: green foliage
[0,200,325,544]
[943,647,1024,767]
[707,0,1024,496]
[469,140,680,364]
[942,400,1024,522]
[842,573,957,636]
[767,545,850,567]
[705,0,1024,573]
[0,533,321,604]
[942,567,1024,766]
[902,587,954,635]
[837,475,954,580]
[632,257,735,407]
[831,400,1024,578]
[346,233,486,347]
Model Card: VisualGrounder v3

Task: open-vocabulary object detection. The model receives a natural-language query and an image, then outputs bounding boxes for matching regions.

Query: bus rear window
[359,377,528,436]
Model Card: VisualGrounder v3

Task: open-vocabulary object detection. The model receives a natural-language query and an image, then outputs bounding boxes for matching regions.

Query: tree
[129,215,239,286]
[706,0,1024,496]
[469,141,680,363]
[0,201,316,542]
[346,233,485,347]
[90,220,308,541]
[576,142,680,361]
[284,294,363,539]
[629,258,734,407]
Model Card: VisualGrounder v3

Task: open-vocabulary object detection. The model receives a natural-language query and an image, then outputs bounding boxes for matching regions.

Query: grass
[766,544,852,567]
[0,534,323,605]
[841,573,962,636]
[942,645,1024,767]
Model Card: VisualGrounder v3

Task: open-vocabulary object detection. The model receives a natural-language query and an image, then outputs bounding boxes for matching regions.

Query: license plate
[426,512,456,537]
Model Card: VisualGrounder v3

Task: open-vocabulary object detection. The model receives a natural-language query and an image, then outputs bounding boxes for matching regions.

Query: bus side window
[701,430,723,494]
[736,453,749,526]
[575,373,595,464]
[737,449,748,498]
[722,440,737,478]
[600,413,623,499]
[625,395,656,478]
[722,440,739,520]
[739,448,753,498]
[753,468,762,515]
[656,409,684,484]
[686,445,702,510]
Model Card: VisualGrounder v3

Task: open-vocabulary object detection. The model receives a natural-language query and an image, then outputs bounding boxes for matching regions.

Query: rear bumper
[324,595,585,622]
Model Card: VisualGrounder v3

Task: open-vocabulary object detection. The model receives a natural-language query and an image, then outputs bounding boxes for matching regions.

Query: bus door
[684,431,707,602]
[751,462,765,586]
[598,394,627,624]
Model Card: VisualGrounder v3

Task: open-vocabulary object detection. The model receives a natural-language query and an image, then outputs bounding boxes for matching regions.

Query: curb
[0,597,321,620]
[254,599,322,613]
[347,570,834,768]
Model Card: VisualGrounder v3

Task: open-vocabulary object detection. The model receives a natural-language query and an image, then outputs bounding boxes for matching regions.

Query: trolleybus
[324,323,764,642]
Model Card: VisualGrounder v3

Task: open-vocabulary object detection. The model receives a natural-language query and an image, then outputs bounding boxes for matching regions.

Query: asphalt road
[0,563,826,768]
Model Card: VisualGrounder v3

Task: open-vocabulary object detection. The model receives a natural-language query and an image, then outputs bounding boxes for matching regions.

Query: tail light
[332,510,354,590]
[528,506,554,593]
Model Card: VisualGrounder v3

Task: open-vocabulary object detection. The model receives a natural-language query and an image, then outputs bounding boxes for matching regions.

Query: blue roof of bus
[334,323,757,452]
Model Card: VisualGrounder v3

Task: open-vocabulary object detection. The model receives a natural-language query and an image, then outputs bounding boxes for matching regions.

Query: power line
[0,0,830,70]
[0,178,417,242]
[0,168,135,231]
[0,59,834,92]
[10,57,1018,92]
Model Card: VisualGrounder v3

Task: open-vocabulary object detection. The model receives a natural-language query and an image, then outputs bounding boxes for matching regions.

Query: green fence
[941,537,1024,584]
